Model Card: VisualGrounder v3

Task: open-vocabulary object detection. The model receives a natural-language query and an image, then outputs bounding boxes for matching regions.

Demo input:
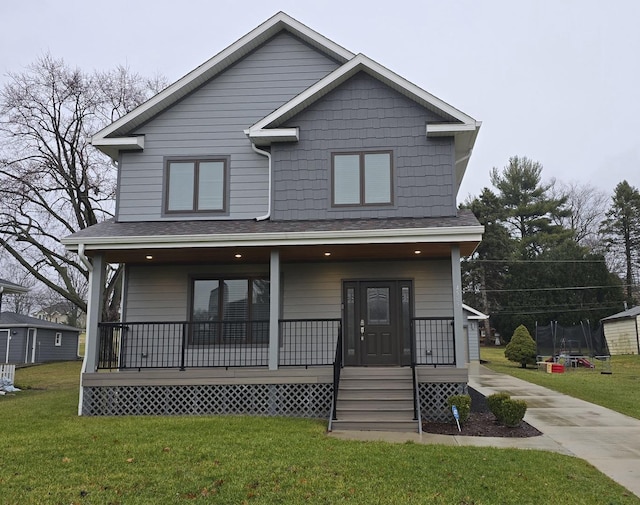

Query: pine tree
[600,180,640,303]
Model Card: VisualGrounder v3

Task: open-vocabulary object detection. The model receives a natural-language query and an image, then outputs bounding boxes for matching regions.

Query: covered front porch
[65,215,482,419]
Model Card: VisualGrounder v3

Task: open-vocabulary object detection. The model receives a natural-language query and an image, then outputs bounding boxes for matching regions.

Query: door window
[366,287,390,325]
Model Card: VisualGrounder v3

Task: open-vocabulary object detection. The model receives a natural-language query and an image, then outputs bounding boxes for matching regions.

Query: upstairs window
[54,332,62,346]
[165,158,227,214]
[332,151,393,206]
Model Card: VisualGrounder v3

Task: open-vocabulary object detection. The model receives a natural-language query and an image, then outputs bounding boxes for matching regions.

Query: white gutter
[78,243,93,273]
[252,143,272,221]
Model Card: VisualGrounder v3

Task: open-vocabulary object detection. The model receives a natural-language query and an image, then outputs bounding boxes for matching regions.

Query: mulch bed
[420,387,543,438]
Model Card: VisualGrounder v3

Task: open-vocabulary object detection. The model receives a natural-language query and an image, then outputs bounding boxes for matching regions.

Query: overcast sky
[2,0,639,204]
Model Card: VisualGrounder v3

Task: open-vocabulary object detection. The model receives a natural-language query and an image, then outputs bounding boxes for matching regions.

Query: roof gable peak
[91,12,354,153]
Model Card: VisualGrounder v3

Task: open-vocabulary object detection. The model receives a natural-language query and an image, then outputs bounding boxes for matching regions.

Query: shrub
[504,325,537,368]
[446,394,471,424]
[487,392,528,427]
[500,398,528,427]
[487,392,511,419]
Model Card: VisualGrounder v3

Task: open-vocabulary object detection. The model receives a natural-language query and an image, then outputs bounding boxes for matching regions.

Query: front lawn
[0,362,638,504]
[480,346,640,419]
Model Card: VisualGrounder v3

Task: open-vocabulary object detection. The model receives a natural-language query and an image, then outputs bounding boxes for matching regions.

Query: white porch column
[451,245,467,368]
[268,249,281,370]
[79,251,106,415]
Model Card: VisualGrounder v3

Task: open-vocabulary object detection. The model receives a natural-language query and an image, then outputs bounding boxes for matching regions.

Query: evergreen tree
[599,180,640,303]
[490,156,572,258]
[504,325,537,368]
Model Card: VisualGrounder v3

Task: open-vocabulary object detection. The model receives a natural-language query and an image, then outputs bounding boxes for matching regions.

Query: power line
[468,259,607,263]
[477,284,629,293]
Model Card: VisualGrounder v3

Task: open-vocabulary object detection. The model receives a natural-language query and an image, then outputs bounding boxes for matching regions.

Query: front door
[343,280,412,366]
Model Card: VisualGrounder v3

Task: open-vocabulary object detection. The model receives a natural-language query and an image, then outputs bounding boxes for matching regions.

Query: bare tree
[550,180,609,249]
[0,54,166,319]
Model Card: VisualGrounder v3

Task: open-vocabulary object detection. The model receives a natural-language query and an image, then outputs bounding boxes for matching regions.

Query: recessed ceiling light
[414,250,422,255]
[145,255,153,260]
[234,254,242,258]
[324,252,331,256]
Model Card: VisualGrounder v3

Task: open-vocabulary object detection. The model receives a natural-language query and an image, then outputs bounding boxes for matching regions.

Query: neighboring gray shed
[602,306,640,355]
[602,306,640,356]
[463,304,489,363]
[0,312,80,364]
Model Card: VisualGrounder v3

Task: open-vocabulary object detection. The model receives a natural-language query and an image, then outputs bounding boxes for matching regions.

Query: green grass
[1,363,638,504]
[481,346,640,419]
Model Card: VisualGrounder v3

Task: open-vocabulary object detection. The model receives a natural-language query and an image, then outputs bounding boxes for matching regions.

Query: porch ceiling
[93,241,477,264]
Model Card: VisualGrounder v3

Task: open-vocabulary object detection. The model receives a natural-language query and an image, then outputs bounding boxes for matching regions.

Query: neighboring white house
[602,306,640,355]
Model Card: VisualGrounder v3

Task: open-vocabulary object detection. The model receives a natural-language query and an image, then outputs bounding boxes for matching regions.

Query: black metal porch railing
[279,319,341,366]
[97,319,341,370]
[411,317,456,366]
[331,324,343,423]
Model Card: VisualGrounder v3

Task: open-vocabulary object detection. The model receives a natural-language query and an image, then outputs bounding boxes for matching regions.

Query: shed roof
[0,312,80,331]
[601,306,640,322]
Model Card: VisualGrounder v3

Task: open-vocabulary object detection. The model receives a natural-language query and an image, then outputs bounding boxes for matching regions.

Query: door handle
[360,319,365,341]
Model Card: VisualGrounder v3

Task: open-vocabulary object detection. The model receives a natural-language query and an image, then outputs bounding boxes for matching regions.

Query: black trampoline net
[535,321,609,358]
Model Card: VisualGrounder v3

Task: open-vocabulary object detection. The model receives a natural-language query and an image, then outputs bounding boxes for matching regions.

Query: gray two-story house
[63,12,482,431]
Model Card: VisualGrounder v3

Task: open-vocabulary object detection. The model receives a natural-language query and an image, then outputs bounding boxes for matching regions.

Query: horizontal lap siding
[281,260,453,319]
[604,319,639,355]
[36,330,79,362]
[124,264,270,321]
[124,260,452,322]
[117,33,339,222]
[272,72,456,221]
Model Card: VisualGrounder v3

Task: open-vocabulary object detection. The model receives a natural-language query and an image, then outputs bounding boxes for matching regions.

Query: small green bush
[446,394,471,424]
[500,398,528,427]
[487,392,510,418]
[487,392,527,427]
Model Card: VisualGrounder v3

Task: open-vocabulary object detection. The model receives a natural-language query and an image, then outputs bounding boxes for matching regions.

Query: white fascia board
[92,12,354,144]
[462,303,489,320]
[426,123,479,136]
[64,225,484,251]
[251,54,477,132]
[245,128,299,145]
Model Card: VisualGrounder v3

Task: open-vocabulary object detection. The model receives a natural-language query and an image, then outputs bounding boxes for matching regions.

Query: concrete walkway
[330,363,640,498]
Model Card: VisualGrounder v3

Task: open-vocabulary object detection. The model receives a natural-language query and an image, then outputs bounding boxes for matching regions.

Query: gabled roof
[462,304,489,320]
[0,312,80,331]
[245,52,480,185]
[601,306,640,322]
[91,12,480,183]
[91,12,354,159]
[0,279,29,295]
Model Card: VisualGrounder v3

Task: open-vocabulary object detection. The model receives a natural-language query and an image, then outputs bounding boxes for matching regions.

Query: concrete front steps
[330,367,419,432]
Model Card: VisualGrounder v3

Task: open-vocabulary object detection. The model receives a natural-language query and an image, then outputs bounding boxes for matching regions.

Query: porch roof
[62,210,483,263]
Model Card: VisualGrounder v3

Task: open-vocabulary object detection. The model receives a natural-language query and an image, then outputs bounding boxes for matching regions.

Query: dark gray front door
[361,282,397,365]
[344,280,411,366]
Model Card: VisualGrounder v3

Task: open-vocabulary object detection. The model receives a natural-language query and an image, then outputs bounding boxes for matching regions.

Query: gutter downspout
[0,286,3,313]
[77,243,92,416]
[252,143,272,221]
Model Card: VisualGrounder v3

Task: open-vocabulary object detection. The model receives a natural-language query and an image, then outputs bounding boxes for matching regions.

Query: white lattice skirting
[82,383,333,418]
[419,382,467,421]
[82,382,465,421]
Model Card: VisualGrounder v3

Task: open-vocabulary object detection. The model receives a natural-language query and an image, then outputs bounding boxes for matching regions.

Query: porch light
[324,252,331,256]
[234,253,242,258]
[145,255,153,260]
[414,250,422,255]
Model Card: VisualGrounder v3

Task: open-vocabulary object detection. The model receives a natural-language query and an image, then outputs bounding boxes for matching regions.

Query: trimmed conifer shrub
[504,324,537,368]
